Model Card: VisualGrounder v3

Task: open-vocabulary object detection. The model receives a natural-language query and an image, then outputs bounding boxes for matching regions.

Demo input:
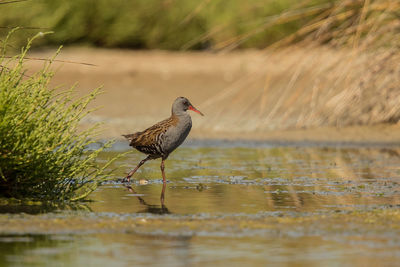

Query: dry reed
[199,0,400,132]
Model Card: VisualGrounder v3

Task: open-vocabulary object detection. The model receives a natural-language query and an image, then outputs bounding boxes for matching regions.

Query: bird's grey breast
[162,115,192,154]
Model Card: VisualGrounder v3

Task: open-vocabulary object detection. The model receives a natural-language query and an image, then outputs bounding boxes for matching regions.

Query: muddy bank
[25,47,400,143]
[1,209,400,236]
[2,209,399,266]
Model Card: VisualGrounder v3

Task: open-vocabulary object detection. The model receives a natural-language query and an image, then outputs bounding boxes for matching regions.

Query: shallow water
[1,142,400,266]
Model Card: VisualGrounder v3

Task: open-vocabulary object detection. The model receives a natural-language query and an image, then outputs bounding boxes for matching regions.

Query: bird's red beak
[188,105,204,116]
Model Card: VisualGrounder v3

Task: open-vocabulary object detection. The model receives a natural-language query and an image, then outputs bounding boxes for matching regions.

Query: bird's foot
[121,176,131,184]
[115,178,125,183]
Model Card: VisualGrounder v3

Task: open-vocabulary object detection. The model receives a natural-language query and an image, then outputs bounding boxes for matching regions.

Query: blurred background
[2,2,400,265]
[1,0,399,141]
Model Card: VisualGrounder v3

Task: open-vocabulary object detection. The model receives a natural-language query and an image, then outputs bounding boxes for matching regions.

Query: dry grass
[199,46,400,132]
[213,0,400,51]
[199,0,400,132]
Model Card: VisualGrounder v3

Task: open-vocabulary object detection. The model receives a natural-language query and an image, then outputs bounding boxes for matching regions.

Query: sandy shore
[24,47,400,144]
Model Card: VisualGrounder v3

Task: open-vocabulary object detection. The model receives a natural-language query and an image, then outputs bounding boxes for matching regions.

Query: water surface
[1,142,400,266]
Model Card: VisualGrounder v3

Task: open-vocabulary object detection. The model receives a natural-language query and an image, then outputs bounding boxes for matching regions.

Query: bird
[122,96,203,184]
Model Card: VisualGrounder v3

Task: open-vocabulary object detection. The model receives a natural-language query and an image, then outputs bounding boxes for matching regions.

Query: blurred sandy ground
[25,47,400,143]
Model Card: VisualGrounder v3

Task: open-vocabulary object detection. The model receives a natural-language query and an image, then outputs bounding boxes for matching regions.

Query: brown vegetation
[201,46,400,131]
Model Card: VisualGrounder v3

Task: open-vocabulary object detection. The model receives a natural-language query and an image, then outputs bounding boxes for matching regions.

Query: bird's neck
[171,112,191,125]
[171,110,189,117]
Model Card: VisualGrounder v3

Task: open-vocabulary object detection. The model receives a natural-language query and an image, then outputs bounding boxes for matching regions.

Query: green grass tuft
[0,33,121,201]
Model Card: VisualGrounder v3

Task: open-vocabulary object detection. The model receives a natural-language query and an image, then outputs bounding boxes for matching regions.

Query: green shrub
[0,33,119,201]
[0,0,397,50]
[0,0,318,50]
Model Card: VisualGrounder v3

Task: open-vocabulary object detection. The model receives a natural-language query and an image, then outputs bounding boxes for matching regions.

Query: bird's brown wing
[123,115,179,153]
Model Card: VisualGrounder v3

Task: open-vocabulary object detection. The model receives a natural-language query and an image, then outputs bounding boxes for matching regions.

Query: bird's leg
[160,181,166,205]
[160,159,167,184]
[124,155,151,183]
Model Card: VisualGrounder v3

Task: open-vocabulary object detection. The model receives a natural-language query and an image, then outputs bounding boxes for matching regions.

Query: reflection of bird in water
[122,97,203,184]
[125,183,170,215]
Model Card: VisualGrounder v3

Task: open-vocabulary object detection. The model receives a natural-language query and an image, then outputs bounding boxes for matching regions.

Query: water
[1,142,400,266]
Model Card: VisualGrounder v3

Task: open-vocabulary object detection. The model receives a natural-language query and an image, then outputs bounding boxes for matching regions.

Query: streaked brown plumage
[122,97,203,185]
[123,115,179,158]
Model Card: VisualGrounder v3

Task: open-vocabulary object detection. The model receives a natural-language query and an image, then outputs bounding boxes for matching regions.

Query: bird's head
[172,97,204,116]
